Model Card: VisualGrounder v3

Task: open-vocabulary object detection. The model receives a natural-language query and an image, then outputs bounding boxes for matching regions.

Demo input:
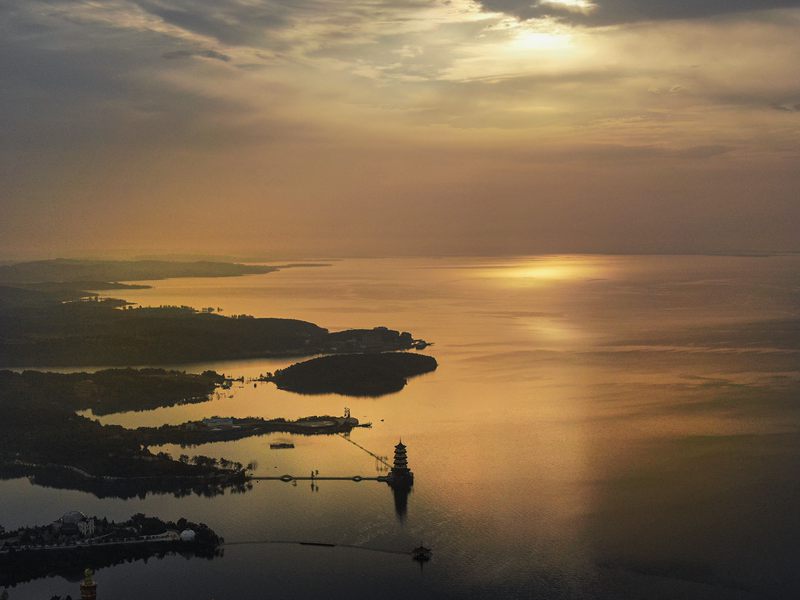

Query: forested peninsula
[0,258,280,287]
[0,259,422,367]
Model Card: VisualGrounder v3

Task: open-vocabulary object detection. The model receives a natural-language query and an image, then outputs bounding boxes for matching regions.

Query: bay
[3,255,799,599]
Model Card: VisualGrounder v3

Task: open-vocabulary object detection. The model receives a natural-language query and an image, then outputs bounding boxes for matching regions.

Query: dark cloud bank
[482,0,800,25]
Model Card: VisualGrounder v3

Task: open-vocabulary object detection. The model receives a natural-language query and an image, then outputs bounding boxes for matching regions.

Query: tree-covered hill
[271,352,438,396]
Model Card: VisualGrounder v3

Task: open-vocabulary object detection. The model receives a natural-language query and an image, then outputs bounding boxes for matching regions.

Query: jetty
[252,474,387,482]
[251,440,413,489]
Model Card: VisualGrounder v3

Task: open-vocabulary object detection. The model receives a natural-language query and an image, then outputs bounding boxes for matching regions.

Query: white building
[58,510,95,538]
[180,529,196,542]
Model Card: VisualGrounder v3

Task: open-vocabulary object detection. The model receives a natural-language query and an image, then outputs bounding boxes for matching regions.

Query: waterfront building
[180,529,197,542]
[392,441,409,474]
[56,511,95,538]
[202,417,235,430]
[389,440,413,486]
[80,568,97,600]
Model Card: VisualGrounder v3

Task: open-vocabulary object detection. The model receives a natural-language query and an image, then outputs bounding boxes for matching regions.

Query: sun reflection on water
[481,256,610,284]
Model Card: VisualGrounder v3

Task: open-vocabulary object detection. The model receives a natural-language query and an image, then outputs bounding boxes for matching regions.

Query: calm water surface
[3,255,800,599]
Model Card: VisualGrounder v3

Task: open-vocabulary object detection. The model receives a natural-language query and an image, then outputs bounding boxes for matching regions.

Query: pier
[252,474,388,482]
[250,439,413,488]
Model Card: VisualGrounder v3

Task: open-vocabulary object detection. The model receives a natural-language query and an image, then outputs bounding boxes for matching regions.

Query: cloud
[2,0,800,257]
[479,0,800,25]
[774,102,800,112]
[162,48,232,62]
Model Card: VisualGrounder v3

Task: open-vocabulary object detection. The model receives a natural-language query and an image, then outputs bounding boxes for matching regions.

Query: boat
[269,442,295,449]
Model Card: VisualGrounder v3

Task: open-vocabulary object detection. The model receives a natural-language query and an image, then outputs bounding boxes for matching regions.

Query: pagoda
[388,440,414,487]
[80,568,97,600]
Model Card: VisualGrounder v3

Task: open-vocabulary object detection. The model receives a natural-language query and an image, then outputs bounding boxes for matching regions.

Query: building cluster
[200,416,237,430]
[0,511,97,551]
[55,511,96,538]
[0,511,198,553]
[328,327,414,353]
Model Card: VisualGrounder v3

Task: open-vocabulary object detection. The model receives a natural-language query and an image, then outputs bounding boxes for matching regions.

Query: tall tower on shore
[386,440,413,520]
[390,440,413,485]
[80,568,97,600]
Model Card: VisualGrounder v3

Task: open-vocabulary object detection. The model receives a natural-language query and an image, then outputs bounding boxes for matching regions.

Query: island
[0,512,222,587]
[269,352,438,396]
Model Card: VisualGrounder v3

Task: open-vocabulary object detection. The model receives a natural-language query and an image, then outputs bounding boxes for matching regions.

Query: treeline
[1,514,222,588]
[0,287,419,367]
[0,258,278,285]
[137,416,357,446]
[271,352,438,396]
[0,368,223,415]
[0,370,248,492]
[0,298,328,367]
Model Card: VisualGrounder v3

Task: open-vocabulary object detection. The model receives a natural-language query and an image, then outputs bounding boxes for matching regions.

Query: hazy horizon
[2,249,800,265]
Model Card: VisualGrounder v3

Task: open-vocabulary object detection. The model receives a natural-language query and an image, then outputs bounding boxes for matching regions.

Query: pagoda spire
[389,439,413,487]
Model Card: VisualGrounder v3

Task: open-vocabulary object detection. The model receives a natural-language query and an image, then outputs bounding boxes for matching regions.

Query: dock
[251,439,412,488]
[251,474,388,482]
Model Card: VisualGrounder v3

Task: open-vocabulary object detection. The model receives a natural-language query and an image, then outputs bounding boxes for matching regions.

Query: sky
[1,0,799,259]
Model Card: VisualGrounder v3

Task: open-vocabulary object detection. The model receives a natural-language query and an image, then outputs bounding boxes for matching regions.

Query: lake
[3,255,799,599]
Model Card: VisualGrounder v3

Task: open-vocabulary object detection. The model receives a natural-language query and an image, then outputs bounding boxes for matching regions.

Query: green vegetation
[0,370,249,495]
[0,366,382,498]
[0,287,418,367]
[270,352,438,396]
[2,368,224,415]
[0,298,329,367]
[138,415,362,446]
[0,259,424,367]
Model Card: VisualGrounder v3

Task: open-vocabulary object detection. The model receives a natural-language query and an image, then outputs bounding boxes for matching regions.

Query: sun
[538,0,597,14]
[510,27,573,51]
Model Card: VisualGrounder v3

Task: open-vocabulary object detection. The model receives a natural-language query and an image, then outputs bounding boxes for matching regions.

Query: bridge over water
[251,474,388,482]
[251,433,397,483]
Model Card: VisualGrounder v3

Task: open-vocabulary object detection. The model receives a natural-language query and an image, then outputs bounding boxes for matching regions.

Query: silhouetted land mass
[0,285,56,309]
[0,260,424,367]
[1,368,224,415]
[0,514,222,587]
[0,287,421,367]
[138,415,364,446]
[0,370,250,496]
[0,258,278,285]
[270,352,438,396]
[0,368,382,497]
[25,280,152,296]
